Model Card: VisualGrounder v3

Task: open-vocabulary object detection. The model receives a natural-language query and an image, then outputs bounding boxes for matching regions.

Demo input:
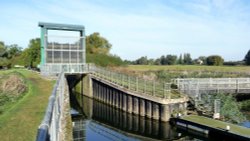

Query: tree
[183,53,192,65]
[21,38,40,67]
[86,32,112,54]
[154,58,161,65]
[148,59,155,65]
[135,56,148,65]
[206,55,224,66]
[177,54,183,64]
[160,55,166,65]
[0,41,7,57]
[244,50,250,65]
[166,55,177,65]
[6,44,22,59]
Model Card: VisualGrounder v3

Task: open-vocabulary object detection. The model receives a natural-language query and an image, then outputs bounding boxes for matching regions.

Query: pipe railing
[36,72,65,141]
[89,65,182,99]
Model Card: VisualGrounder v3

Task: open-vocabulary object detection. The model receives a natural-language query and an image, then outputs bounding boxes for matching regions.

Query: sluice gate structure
[36,22,188,141]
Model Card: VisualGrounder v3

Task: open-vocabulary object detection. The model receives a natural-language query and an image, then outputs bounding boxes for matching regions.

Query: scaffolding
[38,22,86,75]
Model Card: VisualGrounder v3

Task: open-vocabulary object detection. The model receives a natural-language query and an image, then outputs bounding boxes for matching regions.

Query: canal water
[70,92,222,141]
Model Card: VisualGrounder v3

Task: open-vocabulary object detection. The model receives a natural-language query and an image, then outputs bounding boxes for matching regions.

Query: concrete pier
[122,94,127,111]
[152,103,159,120]
[146,101,152,118]
[160,105,170,122]
[127,95,132,113]
[139,99,145,116]
[133,97,139,115]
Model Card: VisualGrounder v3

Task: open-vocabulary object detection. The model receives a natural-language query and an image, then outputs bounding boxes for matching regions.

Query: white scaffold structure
[173,78,250,99]
[38,22,87,75]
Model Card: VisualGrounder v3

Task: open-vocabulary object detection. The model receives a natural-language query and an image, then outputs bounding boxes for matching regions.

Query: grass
[0,69,54,141]
[125,65,250,73]
[183,115,250,137]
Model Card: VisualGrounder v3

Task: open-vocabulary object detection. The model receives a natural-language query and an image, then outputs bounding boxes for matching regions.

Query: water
[241,121,250,128]
[70,93,223,141]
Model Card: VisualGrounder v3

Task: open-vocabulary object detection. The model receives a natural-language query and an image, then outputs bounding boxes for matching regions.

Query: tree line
[1,32,250,68]
[126,52,250,66]
[125,53,226,66]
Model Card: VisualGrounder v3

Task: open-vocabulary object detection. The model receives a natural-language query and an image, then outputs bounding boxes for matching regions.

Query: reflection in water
[92,99,180,140]
[71,93,206,141]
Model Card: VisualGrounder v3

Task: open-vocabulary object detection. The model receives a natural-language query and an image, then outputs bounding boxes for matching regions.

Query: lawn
[125,65,250,73]
[0,69,54,141]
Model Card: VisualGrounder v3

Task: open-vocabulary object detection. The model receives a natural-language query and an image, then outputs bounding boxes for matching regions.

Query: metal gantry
[38,22,86,75]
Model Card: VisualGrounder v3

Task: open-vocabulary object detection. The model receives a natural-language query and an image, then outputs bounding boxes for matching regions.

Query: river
[71,93,230,141]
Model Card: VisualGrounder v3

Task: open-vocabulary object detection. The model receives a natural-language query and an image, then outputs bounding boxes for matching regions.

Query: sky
[0,0,250,61]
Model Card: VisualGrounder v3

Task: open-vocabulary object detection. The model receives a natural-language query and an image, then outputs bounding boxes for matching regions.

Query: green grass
[0,69,54,141]
[126,65,250,73]
[183,115,250,137]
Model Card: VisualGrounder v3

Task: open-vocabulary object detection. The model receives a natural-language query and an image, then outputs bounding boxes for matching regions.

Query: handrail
[36,72,65,141]
[89,65,182,99]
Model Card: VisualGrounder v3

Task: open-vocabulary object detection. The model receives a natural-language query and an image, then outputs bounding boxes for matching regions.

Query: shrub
[206,55,224,66]
[86,53,125,67]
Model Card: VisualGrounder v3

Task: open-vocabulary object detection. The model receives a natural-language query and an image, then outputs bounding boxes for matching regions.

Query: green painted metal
[38,22,84,32]
[38,22,86,74]
[40,27,45,66]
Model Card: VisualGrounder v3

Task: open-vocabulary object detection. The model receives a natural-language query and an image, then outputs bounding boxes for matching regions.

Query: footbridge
[173,78,250,100]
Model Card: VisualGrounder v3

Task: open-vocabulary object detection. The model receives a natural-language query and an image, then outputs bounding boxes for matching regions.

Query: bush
[206,55,224,66]
[223,61,244,66]
[244,50,250,65]
[86,53,125,67]
[199,93,246,124]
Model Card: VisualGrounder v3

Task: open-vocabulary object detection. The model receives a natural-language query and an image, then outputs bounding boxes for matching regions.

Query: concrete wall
[74,74,93,98]
[91,78,187,122]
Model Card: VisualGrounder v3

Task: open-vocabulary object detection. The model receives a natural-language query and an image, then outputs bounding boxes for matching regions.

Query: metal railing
[36,72,66,141]
[89,65,181,99]
[173,78,250,98]
[40,63,90,75]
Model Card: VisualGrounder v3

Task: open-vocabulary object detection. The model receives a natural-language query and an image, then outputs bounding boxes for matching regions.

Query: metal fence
[89,65,181,99]
[36,72,66,141]
[40,63,91,75]
[173,78,250,99]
